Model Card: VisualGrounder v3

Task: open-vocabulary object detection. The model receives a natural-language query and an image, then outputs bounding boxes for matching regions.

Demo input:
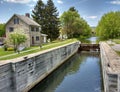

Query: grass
[116,51,120,56]
[0,48,14,56]
[112,39,120,44]
[0,39,78,60]
[109,44,115,46]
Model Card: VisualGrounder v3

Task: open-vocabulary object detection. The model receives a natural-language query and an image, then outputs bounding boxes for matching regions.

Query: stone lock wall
[100,42,120,92]
[0,63,13,92]
[0,42,80,92]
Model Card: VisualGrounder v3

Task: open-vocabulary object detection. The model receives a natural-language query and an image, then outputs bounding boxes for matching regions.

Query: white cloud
[86,16,97,19]
[71,0,87,6]
[32,0,37,2]
[28,4,34,7]
[4,0,38,4]
[3,0,49,4]
[4,0,30,4]
[110,0,120,5]
[57,0,63,4]
[30,8,33,12]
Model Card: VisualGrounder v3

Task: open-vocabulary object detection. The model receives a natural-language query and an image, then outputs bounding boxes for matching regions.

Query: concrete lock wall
[0,42,80,92]
[100,42,120,92]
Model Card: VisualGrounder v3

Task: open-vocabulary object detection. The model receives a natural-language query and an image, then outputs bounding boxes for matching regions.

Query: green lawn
[0,39,78,60]
[0,48,14,56]
[112,39,120,44]
[116,51,120,56]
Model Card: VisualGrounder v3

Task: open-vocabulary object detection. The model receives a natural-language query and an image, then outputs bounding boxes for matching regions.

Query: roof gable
[6,14,40,27]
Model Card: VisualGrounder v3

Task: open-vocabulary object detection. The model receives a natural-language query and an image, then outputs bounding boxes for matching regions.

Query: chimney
[25,13,30,18]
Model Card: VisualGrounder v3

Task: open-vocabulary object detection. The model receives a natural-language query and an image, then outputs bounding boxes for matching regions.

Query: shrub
[7,47,14,51]
[3,44,8,51]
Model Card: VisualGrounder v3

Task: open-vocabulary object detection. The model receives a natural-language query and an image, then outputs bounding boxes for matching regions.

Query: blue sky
[0,0,120,27]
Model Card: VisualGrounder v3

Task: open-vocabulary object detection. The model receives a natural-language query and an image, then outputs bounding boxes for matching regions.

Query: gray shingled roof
[15,14,40,26]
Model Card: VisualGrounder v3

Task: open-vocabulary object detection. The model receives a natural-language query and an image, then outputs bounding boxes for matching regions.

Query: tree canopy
[69,7,78,12]
[96,11,120,39]
[60,7,91,38]
[32,0,45,32]
[32,0,59,40]
[0,24,5,37]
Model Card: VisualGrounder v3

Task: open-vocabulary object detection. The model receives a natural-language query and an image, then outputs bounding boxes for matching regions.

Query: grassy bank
[116,51,120,56]
[112,39,120,44]
[0,39,78,60]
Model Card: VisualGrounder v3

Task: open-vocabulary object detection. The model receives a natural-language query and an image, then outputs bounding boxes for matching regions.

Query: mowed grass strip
[116,51,120,56]
[0,39,78,60]
[0,48,14,56]
[112,39,120,44]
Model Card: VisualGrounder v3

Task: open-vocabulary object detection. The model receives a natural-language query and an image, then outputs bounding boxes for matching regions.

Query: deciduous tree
[60,7,91,38]
[96,11,120,39]
[10,32,27,52]
[0,24,5,37]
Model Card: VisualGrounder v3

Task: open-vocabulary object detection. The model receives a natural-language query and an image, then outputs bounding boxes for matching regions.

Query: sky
[0,0,120,27]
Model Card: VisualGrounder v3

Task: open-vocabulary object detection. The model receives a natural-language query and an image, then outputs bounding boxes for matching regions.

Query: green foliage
[112,39,120,44]
[0,48,14,56]
[3,44,8,51]
[96,11,120,39]
[7,47,14,51]
[77,35,90,43]
[32,0,59,40]
[10,32,27,52]
[60,7,91,38]
[69,6,78,12]
[0,24,5,37]
[116,51,120,56]
[45,0,59,40]
[32,0,45,30]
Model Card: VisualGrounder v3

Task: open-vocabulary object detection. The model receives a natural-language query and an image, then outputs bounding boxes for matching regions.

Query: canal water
[87,36,98,44]
[29,37,103,92]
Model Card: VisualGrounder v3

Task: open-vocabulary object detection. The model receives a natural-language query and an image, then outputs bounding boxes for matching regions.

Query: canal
[29,37,103,92]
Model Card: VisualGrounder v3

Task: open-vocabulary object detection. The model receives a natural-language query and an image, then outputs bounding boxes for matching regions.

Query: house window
[31,27,39,32]
[9,27,14,32]
[31,27,34,31]
[36,36,39,41]
[17,18,19,24]
[14,19,16,24]
[36,28,39,32]
[14,18,19,24]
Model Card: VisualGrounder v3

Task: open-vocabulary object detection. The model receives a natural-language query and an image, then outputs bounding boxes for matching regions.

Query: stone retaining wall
[0,42,80,92]
[100,42,120,92]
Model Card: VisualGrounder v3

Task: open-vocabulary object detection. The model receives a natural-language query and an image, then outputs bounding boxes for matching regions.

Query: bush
[77,35,90,43]
[7,47,14,51]
[3,44,8,51]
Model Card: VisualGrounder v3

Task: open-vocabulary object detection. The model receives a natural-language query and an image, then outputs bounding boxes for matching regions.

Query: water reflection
[88,37,98,44]
[29,52,102,92]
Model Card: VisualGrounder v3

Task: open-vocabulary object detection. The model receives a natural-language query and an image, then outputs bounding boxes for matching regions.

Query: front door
[32,36,34,45]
